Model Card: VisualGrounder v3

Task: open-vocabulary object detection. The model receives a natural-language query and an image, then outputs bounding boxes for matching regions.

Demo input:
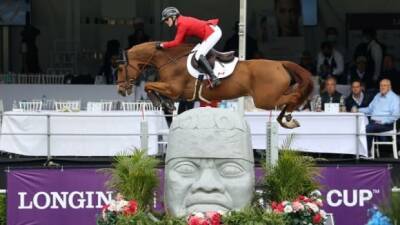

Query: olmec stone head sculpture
[165,108,255,217]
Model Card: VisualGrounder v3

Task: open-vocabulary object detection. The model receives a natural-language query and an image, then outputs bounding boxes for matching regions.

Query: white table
[245,111,368,157]
[0,111,168,156]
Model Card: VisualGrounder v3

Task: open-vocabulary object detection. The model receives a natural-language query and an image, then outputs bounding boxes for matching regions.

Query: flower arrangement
[97,149,325,225]
[271,190,327,225]
[98,193,138,225]
[187,212,222,225]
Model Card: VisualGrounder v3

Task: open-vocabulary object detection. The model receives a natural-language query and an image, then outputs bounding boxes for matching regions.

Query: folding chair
[19,101,43,112]
[370,122,398,159]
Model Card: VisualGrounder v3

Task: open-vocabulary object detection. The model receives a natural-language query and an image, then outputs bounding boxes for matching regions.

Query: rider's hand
[156,42,163,50]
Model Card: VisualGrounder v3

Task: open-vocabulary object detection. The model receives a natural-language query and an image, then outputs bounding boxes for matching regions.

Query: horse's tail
[282,61,314,108]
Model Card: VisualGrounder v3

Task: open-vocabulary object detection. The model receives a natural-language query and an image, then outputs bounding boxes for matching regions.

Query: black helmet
[161,7,180,22]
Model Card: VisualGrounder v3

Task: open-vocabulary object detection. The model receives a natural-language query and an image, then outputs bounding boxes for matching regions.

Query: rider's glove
[155,42,163,50]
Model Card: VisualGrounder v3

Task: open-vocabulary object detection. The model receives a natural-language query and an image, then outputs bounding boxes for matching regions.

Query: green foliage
[0,194,5,225]
[381,190,400,225]
[115,211,159,225]
[222,207,288,225]
[156,215,186,225]
[263,150,321,202]
[103,149,160,211]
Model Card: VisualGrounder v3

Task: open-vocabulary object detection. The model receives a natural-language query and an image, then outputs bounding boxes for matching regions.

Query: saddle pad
[186,44,239,79]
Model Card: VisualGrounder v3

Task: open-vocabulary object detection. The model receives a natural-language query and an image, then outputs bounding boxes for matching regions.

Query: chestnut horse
[117,42,313,128]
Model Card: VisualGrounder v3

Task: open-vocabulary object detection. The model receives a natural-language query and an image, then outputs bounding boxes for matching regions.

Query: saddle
[191,49,235,69]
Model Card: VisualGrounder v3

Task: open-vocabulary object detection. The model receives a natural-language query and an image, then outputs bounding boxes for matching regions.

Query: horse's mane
[131,41,195,57]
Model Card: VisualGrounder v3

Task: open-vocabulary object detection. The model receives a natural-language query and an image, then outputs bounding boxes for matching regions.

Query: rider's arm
[162,25,187,48]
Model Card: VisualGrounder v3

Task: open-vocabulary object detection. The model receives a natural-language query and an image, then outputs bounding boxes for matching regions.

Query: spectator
[345,80,372,112]
[127,18,150,49]
[299,50,316,75]
[348,56,373,88]
[359,79,400,152]
[325,27,346,60]
[223,22,258,59]
[274,0,301,36]
[98,54,119,84]
[353,28,384,87]
[99,40,121,84]
[317,41,344,82]
[320,76,343,110]
[21,22,41,73]
[380,55,400,94]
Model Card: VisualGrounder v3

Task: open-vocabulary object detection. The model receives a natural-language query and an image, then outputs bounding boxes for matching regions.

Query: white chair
[42,74,65,84]
[19,101,43,112]
[121,101,158,111]
[370,123,398,159]
[86,101,113,112]
[55,101,81,112]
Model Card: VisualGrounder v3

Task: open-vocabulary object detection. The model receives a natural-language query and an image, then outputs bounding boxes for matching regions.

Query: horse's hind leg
[275,93,301,129]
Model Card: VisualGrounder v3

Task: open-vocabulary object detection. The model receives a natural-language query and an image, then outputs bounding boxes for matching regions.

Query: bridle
[117,46,191,89]
[117,49,156,89]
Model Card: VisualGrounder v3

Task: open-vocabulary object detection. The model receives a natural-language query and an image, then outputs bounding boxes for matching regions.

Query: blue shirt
[359,90,400,124]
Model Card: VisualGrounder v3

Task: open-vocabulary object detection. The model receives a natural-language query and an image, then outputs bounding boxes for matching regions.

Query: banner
[7,169,112,225]
[7,167,390,225]
[320,166,391,225]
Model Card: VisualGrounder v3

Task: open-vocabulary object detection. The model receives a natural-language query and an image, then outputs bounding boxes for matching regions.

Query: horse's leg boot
[198,55,221,88]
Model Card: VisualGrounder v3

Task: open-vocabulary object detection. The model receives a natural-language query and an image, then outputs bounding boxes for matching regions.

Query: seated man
[320,76,343,110]
[164,108,255,217]
[359,79,400,152]
[345,80,372,112]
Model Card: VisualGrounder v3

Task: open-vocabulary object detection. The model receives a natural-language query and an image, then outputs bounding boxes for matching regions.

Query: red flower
[312,213,322,224]
[102,204,109,212]
[124,200,138,216]
[188,216,207,225]
[206,212,221,225]
[271,201,285,213]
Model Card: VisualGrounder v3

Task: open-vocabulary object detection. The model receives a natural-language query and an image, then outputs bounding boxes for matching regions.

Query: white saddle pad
[186,44,239,79]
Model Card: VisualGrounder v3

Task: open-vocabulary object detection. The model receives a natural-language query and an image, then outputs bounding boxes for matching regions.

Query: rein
[118,46,192,86]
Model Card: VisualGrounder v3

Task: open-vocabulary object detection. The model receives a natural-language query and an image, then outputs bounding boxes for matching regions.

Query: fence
[1,112,399,161]
[0,74,65,84]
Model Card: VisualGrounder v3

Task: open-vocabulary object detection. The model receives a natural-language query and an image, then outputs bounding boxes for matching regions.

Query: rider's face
[165,17,174,27]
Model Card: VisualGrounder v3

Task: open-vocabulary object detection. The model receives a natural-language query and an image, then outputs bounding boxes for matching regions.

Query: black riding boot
[198,55,221,88]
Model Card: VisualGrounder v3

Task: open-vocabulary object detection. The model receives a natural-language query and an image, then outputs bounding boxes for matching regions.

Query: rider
[156,6,221,88]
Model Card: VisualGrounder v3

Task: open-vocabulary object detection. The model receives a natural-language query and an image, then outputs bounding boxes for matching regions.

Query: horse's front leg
[145,82,181,111]
[144,82,180,99]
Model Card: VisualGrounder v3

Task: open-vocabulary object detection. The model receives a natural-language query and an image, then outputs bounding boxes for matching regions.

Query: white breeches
[194,25,222,60]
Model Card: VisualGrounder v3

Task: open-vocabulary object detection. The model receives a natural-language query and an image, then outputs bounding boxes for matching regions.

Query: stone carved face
[165,108,255,217]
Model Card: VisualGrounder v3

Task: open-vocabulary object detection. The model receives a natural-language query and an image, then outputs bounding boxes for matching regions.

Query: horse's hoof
[147,91,162,108]
[284,119,300,129]
[162,100,175,112]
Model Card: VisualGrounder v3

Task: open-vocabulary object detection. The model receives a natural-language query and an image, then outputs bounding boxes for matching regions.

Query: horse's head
[117,41,194,96]
[117,42,157,96]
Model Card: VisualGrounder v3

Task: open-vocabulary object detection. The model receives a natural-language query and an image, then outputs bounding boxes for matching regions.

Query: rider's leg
[195,25,222,87]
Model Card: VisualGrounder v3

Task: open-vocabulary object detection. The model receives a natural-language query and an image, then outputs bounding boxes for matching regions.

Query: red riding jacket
[162,15,219,48]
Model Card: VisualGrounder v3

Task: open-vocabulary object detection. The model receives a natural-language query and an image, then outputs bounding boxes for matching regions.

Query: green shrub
[381,190,400,225]
[0,194,5,225]
[222,207,288,225]
[263,150,321,202]
[102,149,160,211]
